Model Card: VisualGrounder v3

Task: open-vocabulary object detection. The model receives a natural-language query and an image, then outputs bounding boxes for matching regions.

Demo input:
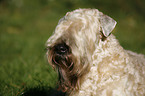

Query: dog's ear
[99,12,117,37]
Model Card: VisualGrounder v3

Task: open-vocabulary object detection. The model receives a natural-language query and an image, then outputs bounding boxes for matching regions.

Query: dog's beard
[52,53,74,71]
[48,43,78,92]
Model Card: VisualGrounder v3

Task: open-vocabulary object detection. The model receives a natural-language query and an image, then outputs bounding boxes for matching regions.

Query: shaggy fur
[46,9,145,96]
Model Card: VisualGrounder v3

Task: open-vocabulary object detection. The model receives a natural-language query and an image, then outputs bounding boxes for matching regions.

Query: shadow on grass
[21,86,66,96]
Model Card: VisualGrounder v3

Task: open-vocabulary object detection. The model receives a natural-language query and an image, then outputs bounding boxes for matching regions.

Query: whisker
[68,62,74,69]
[52,56,61,66]
[62,60,68,68]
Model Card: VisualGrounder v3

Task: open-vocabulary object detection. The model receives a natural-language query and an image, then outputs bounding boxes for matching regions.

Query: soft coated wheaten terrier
[46,9,145,96]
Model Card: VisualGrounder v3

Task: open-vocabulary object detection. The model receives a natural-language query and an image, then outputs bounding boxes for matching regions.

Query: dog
[46,8,145,96]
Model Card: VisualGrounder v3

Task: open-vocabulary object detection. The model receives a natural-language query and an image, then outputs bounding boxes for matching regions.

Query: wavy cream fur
[46,9,145,96]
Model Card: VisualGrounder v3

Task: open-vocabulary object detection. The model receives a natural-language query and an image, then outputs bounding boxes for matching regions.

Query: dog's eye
[54,43,69,55]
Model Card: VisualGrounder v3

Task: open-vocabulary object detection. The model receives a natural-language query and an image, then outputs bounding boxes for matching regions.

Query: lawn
[0,0,145,96]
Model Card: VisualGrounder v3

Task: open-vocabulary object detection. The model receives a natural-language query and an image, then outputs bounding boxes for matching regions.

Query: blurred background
[0,0,145,95]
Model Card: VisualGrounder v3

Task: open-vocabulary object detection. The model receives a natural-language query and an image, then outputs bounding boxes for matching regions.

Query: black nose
[54,43,69,55]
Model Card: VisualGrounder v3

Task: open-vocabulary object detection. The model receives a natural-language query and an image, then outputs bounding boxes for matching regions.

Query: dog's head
[46,9,116,92]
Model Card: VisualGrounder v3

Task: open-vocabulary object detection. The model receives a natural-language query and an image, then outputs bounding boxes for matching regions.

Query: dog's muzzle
[50,43,76,91]
[51,43,73,69]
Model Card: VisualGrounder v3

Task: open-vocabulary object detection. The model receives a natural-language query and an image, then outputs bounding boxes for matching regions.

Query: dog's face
[46,9,116,92]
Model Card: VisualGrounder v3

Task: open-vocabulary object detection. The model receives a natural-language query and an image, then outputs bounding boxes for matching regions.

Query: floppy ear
[99,12,117,37]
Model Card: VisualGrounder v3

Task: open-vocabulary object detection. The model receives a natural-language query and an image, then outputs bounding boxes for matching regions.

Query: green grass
[0,3,60,95]
[0,0,145,96]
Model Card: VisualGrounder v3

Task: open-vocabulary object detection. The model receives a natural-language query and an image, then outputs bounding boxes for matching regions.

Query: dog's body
[46,9,145,96]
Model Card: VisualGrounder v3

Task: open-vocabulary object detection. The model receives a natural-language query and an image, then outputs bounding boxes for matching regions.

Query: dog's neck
[70,34,128,96]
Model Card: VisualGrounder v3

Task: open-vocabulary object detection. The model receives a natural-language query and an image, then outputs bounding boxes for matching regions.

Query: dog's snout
[55,43,69,55]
